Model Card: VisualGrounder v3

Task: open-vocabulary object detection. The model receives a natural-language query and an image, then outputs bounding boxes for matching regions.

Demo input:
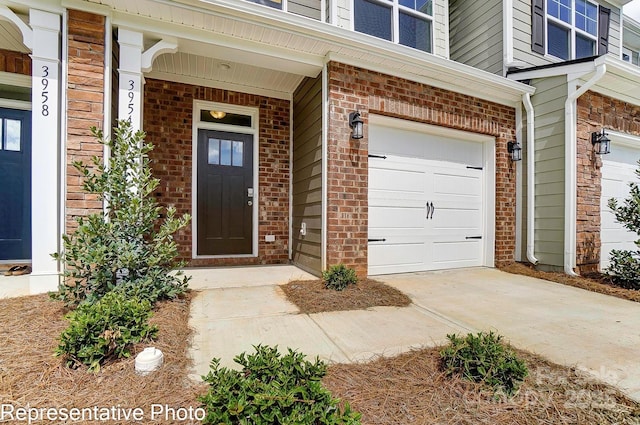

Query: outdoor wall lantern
[591,129,611,155]
[507,141,522,162]
[349,111,364,140]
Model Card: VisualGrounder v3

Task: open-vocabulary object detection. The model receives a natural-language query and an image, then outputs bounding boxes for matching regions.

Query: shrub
[607,176,640,288]
[606,250,640,290]
[199,345,361,424]
[52,120,191,307]
[322,264,358,291]
[55,291,158,372]
[440,331,528,396]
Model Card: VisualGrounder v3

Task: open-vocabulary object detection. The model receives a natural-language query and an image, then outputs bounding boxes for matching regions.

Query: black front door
[0,108,32,260]
[197,129,253,255]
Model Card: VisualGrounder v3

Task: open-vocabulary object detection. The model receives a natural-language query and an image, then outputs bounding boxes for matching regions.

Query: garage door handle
[368,238,386,242]
[426,202,434,219]
[466,236,482,240]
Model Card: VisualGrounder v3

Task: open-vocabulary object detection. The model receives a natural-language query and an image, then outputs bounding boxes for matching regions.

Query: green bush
[199,345,361,424]
[607,167,640,288]
[322,264,358,291]
[606,250,640,289]
[55,291,158,372]
[440,331,528,396]
[52,120,190,307]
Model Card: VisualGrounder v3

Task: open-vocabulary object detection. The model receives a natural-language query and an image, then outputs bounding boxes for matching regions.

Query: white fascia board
[507,61,598,82]
[0,0,64,14]
[105,0,534,105]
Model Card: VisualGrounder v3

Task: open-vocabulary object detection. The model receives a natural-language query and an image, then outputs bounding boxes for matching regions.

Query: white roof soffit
[73,0,534,105]
[508,55,640,107]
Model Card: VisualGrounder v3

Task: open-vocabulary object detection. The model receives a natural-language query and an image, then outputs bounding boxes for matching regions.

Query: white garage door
[368,121,491,275]
[600,143,640,270]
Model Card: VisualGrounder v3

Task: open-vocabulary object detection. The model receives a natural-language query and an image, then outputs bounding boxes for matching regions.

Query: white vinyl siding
[449,0,503,75]
[292,76,323,275]
[530,75,568,268]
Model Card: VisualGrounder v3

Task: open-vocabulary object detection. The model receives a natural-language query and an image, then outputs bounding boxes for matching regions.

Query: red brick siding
[0,48,31,75]
[576,91,640,273]
[66,10,105,231]
[143,79,290,266]
[326,62,518,277]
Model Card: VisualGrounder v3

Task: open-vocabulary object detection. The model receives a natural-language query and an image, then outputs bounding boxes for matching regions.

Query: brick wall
[0,48,31,75]
[66,10,105,231]
[143,79,290,266]
[576,91,640,273]
[326,62,518,277]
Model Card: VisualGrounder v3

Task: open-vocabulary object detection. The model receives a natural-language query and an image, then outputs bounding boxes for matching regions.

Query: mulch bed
[324,347,640,424]
[280,279,412,314]
[0,292,206,425]
[500,262,640,303]
[2,279,640,424]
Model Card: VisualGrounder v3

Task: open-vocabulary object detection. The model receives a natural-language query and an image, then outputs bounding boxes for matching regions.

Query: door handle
[426,202,434,219]
[247,200,253,206]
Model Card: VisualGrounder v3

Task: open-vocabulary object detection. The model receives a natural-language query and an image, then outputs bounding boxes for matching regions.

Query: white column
[117,29,143,131]
[30,9,61,290]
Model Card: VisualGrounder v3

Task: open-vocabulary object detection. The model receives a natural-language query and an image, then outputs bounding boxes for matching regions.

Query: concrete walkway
[187,266,640,402]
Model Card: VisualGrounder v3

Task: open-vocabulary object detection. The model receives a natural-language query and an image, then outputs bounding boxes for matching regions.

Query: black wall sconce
[349,111,363,140]
[591,129,611,155]
[507,141,522,162]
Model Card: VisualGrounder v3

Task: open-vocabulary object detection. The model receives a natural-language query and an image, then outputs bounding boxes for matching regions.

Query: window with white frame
[547,0,598,60]
[353,0,433,53]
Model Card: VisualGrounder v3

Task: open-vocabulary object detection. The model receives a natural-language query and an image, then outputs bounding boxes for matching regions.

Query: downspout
[564,61,606,276]
[522,92,538,265]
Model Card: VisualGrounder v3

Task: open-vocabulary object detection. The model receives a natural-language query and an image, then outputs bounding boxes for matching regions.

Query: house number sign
[127,79,135,121]
[41,65,50,117]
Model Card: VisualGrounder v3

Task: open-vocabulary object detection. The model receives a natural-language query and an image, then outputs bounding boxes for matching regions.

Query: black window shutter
[532,0,545,55]
[598,6,611,55]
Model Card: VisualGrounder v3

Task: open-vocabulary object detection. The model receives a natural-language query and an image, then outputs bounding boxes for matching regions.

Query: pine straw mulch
[3,283,640,424]
[323,347,640,425]
[500,262,640,303]
[0,292,206,425]
[280,279,412,314]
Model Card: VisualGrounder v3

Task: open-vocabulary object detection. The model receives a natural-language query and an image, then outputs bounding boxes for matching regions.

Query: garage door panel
[368,242,427,275]
[431,240,482,268]
[432,173,482,197]
[369,206,426,229]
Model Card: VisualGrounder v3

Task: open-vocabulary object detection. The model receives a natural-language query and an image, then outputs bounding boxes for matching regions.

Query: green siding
[449,0,503,74]
[530,75,568,268]
[292,75,323,275]
[289,0,322,20]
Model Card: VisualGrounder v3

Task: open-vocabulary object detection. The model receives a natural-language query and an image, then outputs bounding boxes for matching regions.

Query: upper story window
[246,0,321,20]
[623,47,640,66]
[532,0,610,60]
[547,0,598,60]
[354,0,433,53]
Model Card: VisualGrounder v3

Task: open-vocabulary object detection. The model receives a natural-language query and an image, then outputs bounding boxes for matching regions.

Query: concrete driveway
[187,266,640,402]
